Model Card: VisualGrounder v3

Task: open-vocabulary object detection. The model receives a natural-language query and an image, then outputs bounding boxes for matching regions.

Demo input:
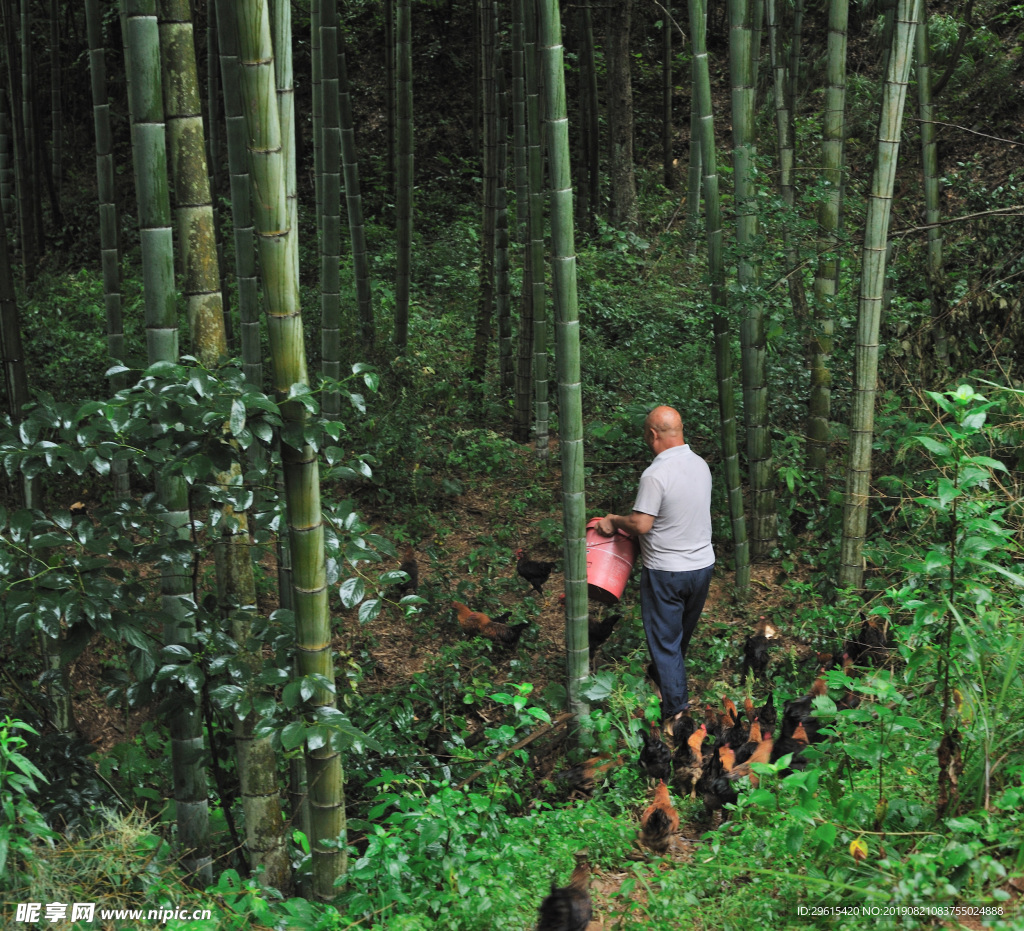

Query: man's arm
[596,511,655,537]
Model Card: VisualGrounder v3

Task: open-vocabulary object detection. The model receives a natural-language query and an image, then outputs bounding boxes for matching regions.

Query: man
[595,406,714,725]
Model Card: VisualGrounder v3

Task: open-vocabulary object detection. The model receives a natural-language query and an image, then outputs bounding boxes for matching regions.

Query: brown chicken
[535,853,593,931]
[720,698,748,749]
[836,652,862,711]
[451,601,529,646]
[639,780,678,854]
[516,548,557,594]
[725,734,775,787]
[673,723,707,798]
[733,719,762,767]
[552,753,624,797]
[397,544,419,594]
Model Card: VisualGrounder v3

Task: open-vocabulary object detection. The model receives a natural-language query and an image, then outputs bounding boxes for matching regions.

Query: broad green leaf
[358,599,381,624]
[915,435,950,456]
[281,721,307,751]
[229,399,246,436]
[339,577,365,608]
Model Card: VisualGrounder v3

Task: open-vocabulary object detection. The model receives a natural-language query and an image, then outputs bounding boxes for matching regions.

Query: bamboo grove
[0,0,991,900]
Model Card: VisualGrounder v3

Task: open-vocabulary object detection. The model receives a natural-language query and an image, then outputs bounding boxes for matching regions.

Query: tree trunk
[577,0,599,233]
[320,0,342,419]
[511,0,532,442]
[730,0,776,559]
[123,0,212,887]
[686,84,701,234]
[690,0,750,594]
[48,0,61,225]
[496,63,513,398]
[384,0,395,188]
[605,0,637,228]
[472,0,497,384]
[524,0,548,459]
[215,0,261,392]
[0,89,12,242]
[235,0,346,898]
[85,0,129,500]
[159,0,227,360]
[807,0,848,472]
[538,0,589,718]
[766,0,808,320]
[311,0,322,240]
[662,0,673,189]
[915,1,949,374]
[161,0,291,888]
[394,0,412,350]
[339,32,375,350]
[839,0,920,590]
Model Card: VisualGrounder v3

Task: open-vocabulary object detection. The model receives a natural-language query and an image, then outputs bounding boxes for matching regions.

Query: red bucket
[585,518,639,604]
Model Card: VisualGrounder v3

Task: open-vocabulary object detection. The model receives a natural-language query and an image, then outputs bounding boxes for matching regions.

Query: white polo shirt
[632,444,714,572]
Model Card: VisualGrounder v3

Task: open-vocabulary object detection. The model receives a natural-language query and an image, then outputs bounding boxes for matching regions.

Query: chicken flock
[537,632,884,931]
[388,546,888,931]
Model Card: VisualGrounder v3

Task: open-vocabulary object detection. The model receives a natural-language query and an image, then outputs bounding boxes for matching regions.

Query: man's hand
[596,515,617,536]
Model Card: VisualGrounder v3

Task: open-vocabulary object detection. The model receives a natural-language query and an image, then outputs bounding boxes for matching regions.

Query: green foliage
[876,385,1024,806]
[0,717,58,881]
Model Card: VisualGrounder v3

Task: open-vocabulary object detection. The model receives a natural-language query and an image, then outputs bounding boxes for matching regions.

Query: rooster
[516,548,557,594]
[397,544,419,594]
[673,723,707,798]
[639,780,678,855]
[451,601,529,646]
[536,852,592,931]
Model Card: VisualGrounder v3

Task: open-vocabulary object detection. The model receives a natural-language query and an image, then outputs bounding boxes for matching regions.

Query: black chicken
[844,613,891,667]
[780,673,829,743]
[698,744,738,820]
[588,607,622,660]
[666,710,696,752]
[516,548,557,594]
[740,617,779,680]
[754,689,777,734]
[770,720,810,774]
[536,853,592,931]
[638,726,673,782]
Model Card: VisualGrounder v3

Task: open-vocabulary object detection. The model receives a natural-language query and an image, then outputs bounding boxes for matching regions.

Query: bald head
[644,406,684,452]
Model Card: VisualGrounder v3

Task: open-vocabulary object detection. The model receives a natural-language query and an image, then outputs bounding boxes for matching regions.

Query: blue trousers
[640,563,714,718]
